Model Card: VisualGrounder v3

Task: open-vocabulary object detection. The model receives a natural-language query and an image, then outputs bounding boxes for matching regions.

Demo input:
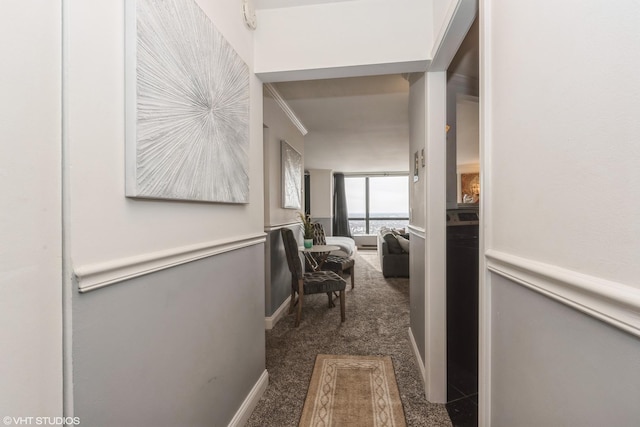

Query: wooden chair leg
[294,279,305,327]
[340,290,345,322]
[350,267,355,289]
[288,286,296,314]
[295,292,303,327]
[326,292,338,308]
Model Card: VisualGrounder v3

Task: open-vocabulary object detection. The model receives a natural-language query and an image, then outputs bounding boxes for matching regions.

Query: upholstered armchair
[281,227,346,327]
[312,223,356,289]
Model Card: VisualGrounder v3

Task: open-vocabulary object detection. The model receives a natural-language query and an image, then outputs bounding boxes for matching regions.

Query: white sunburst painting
[125,0,250,203]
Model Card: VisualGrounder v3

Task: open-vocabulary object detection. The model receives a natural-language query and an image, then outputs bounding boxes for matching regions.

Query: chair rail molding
[264,221,302,232]
[486,249,640,338]
[408,224,426,238]
[75,233,266,293]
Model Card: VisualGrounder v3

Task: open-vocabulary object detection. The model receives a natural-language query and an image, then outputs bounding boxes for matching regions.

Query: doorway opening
[444,16,480,427]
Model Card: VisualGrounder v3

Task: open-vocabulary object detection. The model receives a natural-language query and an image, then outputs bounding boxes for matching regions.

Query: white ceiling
[449,18,479,79]
[273,75,411,173]
[270,18,479,174]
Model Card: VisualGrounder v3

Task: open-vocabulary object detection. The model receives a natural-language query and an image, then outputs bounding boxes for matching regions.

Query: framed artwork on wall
[413,151,419,182]
[125,0,250,203]
[461,172,480,204]
[281,140,302,209]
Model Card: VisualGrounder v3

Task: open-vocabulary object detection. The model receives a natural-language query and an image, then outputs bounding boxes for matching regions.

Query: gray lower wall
[491,273,640,427]
[265,225,302,316]
[73,244,265,427]
[409,234,426,363]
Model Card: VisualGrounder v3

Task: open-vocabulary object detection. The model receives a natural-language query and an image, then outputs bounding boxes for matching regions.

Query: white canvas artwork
[125,0,250,203]
[281,141,302,209]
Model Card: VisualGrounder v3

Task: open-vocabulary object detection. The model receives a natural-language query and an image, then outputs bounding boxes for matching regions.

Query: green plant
[298,212,314,240]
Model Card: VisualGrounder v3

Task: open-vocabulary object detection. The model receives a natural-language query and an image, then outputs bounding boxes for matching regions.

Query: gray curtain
[333,173,352,237]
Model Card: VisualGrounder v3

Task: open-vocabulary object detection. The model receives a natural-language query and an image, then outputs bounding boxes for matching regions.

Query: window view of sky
[345,175,409,234]
[345,176,409,216]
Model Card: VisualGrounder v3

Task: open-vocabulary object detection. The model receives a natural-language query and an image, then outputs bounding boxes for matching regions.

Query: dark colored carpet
[246,250,452,427]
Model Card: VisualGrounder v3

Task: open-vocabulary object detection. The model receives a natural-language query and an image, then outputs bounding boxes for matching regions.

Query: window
[345,175,409,235]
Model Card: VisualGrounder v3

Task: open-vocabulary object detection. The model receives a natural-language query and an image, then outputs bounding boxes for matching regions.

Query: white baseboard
[227,369,268,427]
[407,327,426,390]
[265,297,290,330]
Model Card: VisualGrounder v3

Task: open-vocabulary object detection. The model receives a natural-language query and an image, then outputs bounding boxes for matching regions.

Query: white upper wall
[254,0,434,81]
[488,0,640,286]
[66,0,264,268]
[0,0,62,416]
[456,98,479,166]
[308,169,333,218]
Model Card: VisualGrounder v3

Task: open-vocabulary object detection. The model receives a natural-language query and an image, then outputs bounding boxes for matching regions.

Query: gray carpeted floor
[246,250,452,427]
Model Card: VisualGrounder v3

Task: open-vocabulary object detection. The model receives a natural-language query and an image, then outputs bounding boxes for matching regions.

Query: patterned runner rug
[299,354,407,427]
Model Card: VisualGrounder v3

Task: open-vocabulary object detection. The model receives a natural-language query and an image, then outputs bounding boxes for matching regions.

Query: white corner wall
[0,0,63,417]
[423,71,448,404]
[482,0,640,425]
[409,75,427,230]
[408,73,427,374]
[254,0,433,81]
[407,70,448,404]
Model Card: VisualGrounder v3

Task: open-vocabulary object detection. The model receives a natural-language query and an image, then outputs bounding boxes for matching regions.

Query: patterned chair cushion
[311,223,355,288]
[302,270,346,294]
[322,255,355,273]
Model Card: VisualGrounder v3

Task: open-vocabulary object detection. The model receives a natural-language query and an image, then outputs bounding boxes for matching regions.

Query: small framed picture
[461,172,480,204]
[282,140,303,209]
[421,148,425,167]
[413,151,419,182]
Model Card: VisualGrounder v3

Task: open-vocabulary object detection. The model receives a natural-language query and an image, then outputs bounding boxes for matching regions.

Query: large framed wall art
[281,140,302,209]
[125,0,250,203]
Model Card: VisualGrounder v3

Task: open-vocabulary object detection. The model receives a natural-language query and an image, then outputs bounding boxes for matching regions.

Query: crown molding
[264,83,308,136]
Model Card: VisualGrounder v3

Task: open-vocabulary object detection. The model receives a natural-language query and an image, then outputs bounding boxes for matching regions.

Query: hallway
[246,250,452,426]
